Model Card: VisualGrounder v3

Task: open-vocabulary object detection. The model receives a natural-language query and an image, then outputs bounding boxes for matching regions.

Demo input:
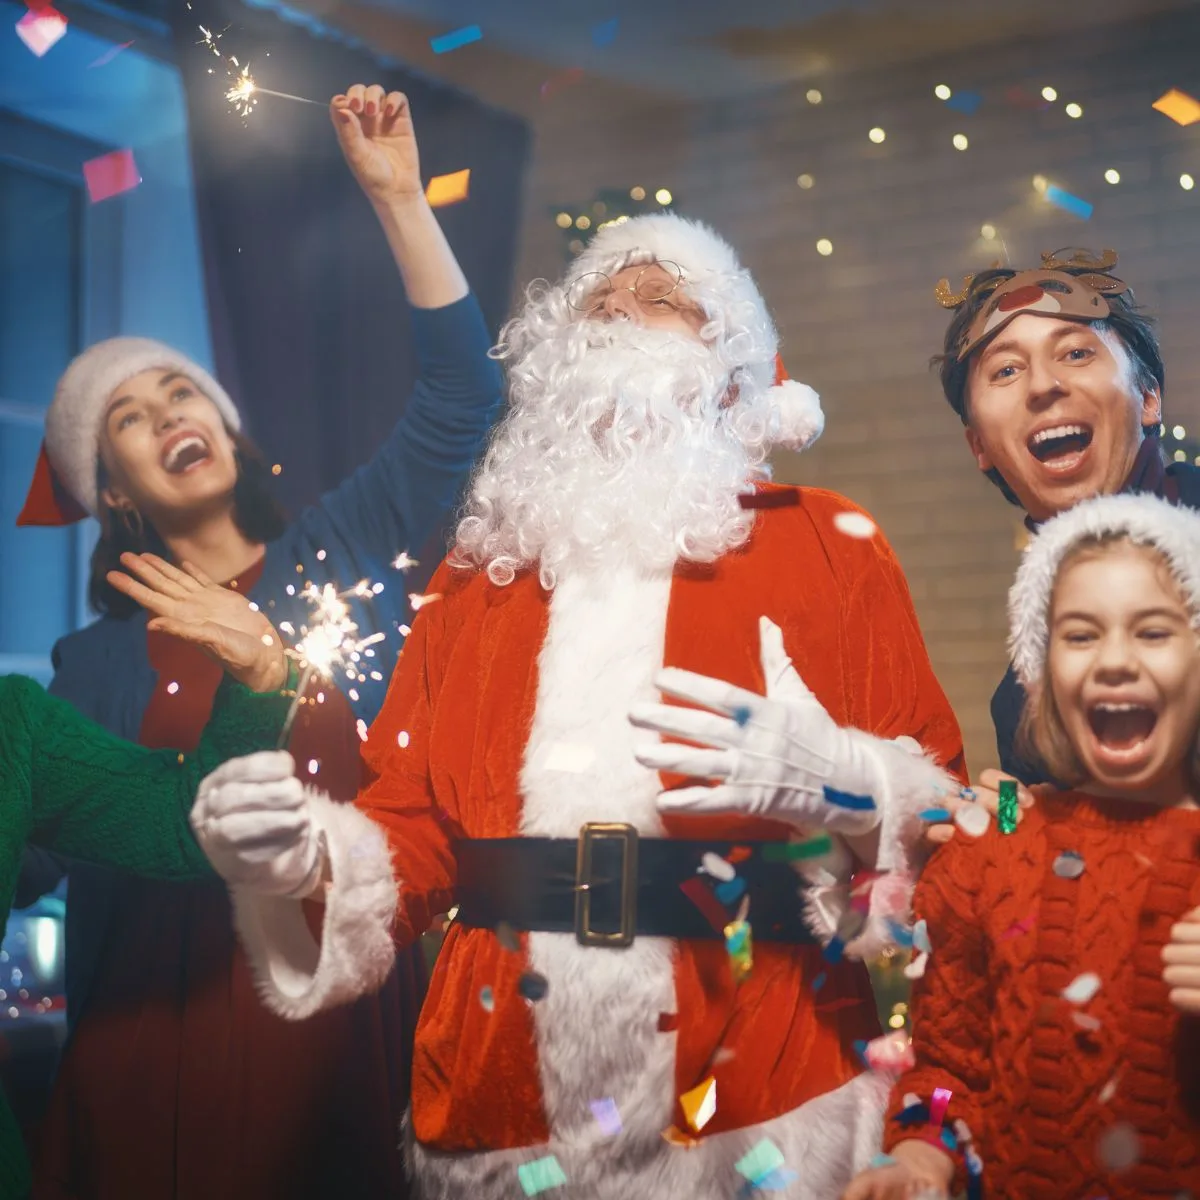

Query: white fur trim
[1009,493,1200,689]
[230,789,398,1020]
[767,379,824,451]
[47,336,241,516]
[519,565,679,1144]
[406,1070,888,1199]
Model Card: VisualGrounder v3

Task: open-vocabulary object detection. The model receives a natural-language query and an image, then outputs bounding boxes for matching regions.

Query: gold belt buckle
[574,822,638,948]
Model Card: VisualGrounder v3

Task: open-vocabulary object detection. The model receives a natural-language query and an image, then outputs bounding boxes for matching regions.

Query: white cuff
[231,788,399,1020]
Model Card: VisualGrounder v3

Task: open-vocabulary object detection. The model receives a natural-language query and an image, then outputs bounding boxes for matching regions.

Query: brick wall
[327,2,1200,773]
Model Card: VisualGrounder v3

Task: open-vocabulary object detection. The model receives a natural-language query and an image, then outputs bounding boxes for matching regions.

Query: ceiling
[334,0,1197,98]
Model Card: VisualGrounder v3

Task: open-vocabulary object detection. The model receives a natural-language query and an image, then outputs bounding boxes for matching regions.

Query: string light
[1174,425,1187,439]
[1032,174,1049,193]
[1065,102,1083,119]
[806,89,822,105]
[816,238,833,256]
[934,84,951,100]
[1042,86,1058,102]
[575,215,591,229]
[952,133,969,151]
[1182,173,1195,190]
[1104,169,1120,184]
[868,127,886,144]
[796,173,814,189]
[629,186,645,200]
[655,188,673,205]
[555,212,572,228]
[981,223,997,239]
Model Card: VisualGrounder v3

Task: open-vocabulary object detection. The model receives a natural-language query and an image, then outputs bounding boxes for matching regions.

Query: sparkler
[276,579,386,748]
[225,62,323,116]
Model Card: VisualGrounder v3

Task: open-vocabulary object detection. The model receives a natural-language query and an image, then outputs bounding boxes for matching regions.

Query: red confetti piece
[83,149,141,203]
[15,7,67,56]
[539,66,583,100]
[726,846,753,864]
[1000,914,1036,941]
[657,1011,679,1033]
[88,39,133,68]
[679,877,729,935]
[738,488,801,510]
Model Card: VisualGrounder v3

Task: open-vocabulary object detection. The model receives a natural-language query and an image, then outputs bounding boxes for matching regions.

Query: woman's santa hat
[18,337,241,526]
[568,213,824,452]
[1009,492,1200,689]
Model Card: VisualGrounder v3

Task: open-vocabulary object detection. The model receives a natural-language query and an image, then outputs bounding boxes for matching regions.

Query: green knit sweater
[0,670,293,1198]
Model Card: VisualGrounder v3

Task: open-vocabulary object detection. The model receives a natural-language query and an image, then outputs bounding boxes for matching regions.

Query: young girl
[844,492,1200,1200]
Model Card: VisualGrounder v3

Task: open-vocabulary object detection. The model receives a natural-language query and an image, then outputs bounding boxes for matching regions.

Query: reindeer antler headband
[935,248,1129,360]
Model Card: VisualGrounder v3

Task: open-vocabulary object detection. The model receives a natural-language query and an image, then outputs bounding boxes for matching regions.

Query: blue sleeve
[286,292,501,569]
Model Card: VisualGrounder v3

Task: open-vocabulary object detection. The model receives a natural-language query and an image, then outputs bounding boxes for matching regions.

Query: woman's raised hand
[107,553,287,694]
[330,83,422,207]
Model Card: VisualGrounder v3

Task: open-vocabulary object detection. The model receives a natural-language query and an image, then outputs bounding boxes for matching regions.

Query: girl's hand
[330,84,422,207]
[106,553,287,694]
[1163,904,1200,1014]
[924,767,1039,846]
[840,1140,954,1199]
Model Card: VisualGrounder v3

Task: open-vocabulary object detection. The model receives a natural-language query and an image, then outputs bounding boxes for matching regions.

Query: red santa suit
[229,481,964,1199]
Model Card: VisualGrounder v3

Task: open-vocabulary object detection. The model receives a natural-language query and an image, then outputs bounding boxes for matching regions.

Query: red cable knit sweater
[883,791,1200,1199]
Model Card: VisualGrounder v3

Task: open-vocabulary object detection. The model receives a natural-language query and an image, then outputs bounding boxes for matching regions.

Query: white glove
[629,616,886,836]
[191,751,325,898]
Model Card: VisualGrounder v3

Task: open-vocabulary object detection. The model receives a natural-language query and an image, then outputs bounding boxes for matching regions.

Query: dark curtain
[170,0,529,516]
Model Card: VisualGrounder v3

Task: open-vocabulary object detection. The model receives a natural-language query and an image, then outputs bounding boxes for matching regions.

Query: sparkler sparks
[197,25,322,118]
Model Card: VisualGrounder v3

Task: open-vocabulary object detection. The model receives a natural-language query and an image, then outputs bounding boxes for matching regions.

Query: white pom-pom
[767,379,824,451]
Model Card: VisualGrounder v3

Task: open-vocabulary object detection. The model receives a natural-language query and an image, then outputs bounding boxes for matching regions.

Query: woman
[19,84,501,1198]
[0,552,296,1199]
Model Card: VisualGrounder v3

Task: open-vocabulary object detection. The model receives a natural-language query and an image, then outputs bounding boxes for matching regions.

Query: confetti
[919,807,952,822]
[306,758,319,774]
[590,1097,622,1136]
[392,551,419,571]
[955,804,991,838]
[680,877,729,934]
[1096,1122,1140,1172]
[15,7,67,56]
[542,742,596,773]
[1099,1073,1120,1104]
[904,950,929,980]
[715,877,747,905]
[811,971,827,992]
[426,168,471,208]
[868,1153,897,1169]
[83,149,141,203]
[679,1076,717,1132]
[997,779,1019,833]
[1153,88,1200,126]
[657,1011,679,1032]
[763,834,833,861]
[823,786,876,812]
[944,90,983,114]
[356,719,369,742]
[431,24,482,54]
[539,66,584,101]
[1072,1011,1103,1032]
[479,985,494,1012]
[166,681,180,695]
[930,1086,952,1126]
[700,852,736,882]
[591,17,618,47]
[660,1124,700,1147]
[1062,972,1101,1005]
[88,39,132,67]
[518,971,549,1002]
[1053,850,1085,879]
[735,1138,786,1185]
[1000,914,1035,941]
[748,1168,799,1192]
[912,919,932,954]
[724,918,753,982]
[732,705,753,727]
[831,510,877,539]
[1045,184,1093,220]
[517,1155,567,1195]
[397,731,410,748]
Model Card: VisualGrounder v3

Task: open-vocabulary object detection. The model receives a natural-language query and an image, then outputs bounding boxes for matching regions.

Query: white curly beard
[454,314,774,589]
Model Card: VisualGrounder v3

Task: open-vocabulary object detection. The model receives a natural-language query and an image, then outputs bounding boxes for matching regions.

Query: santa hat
[18,337,241,526]
[568,213,824,452]
[1009,493,1200,689]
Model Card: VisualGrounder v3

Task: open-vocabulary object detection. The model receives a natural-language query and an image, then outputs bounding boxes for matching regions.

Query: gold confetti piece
[679,1076,717,1133]
[426,168,471,208]
[660,1124,700,1148]
[1153,88,1200,126]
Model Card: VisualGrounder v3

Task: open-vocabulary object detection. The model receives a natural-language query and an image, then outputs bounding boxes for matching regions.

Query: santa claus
[190,215,967,1199]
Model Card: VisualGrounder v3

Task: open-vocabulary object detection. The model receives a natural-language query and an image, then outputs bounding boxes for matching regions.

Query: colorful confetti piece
[430,24,482,53]
[944,90,982,115]
[425,168,471,208]
[590,1097,622,1136]
[1000,914,1035,941]
[811,971,827,992]
[479,985,494,1012]
[517,1154,567,1196]
[518,971,549,1002]
[919,807,952,822]
[591,17,618,47]
[701,852,736,882]
[1045,184,1093,220]
[15,7,66,57]
[997,779,1019,833]
[912,919,932,954]
[732,705,753,727]
[1153,88,1200,126]
[1062,971,1101,1005]
[748,1167,799,1192]
[1096,1122,1141,1172]
[679,1076,717,1132]
[1053,850,1085,879]
[680,877,729,934]
[930,1086,952,1126]
[714,877,747,906]
[735,1137,786,1185]
[832,511,877,539]
[763,834,833,862]
[724,918,753,982]
[83,149,141,203]
[823,786,876,812]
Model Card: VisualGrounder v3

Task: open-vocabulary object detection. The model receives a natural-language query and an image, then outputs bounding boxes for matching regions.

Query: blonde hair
[1017,533,1200,786]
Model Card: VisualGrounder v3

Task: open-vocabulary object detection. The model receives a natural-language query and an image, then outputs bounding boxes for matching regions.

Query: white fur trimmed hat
[567,214,824,452]
[18,337,241,525]
[1009,492,1200,689]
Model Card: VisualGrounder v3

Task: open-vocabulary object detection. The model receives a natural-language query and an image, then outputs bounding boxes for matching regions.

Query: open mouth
[161,433,212,475]
[1087,701,1158,760]
[1027,423,1094,468]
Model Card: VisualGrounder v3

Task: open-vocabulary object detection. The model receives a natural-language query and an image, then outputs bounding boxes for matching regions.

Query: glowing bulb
[934,84,951,100]
[1175,449,1188,462]
[655,188,673,205]
[1173,424,1186,440]
[555,212,572,228]
[980,223,997,240]
[796,173,814,189]
[952,133,968,151]
[1065,103,1082,119]
[1041,86,1058,102]
[806,88,822,105]
[629,185,645,200]
[1104,169,1120,185]
[868,127,886,144]
[816,238,833,256]
[575,215,591,230]
[1182,173,1195,191]
[888,1013,906,1029]
[1032,174,1048,194]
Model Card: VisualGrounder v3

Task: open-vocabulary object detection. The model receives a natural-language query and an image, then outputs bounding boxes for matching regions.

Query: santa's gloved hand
[191,751,326,898]
[630,617,887,836]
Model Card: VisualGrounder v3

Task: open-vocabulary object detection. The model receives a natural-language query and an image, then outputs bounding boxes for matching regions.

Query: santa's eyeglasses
[566,260,686,314]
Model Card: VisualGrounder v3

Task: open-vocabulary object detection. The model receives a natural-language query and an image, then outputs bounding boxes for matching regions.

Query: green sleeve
[22,668,295,880]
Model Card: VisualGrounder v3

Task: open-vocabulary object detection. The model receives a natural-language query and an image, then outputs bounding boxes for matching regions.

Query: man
[188,214,965,1199]
[931,248,1190,784]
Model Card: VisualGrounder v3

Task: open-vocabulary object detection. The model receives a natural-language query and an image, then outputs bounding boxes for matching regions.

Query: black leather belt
[454,824,820,947]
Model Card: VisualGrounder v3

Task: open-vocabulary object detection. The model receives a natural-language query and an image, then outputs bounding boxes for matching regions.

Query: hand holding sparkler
[108,553,288,693]
[331,84,423,206]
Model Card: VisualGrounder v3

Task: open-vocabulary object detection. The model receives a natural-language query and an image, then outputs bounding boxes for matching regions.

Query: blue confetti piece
[869,1152,897,1169]
[893,1101,931,1126]
[732,705,753,727]
[431,24,482,53]
[853,1038,870,1065]
[517,1155,567,1195]
[1045,184,1093,220]
[959,787,976,802]
[944,90,982,114]
[747,1167,799,1193]
[735,1138,786,1184]
[715,877,748,905]
[941,1126,959,1153]
[811,970,827,992]
[823,785,876,812]
[919,807,952,822]
[592,17,618,47]
[885,918,914,948]
[913,918,932,954]
[822,935,845,965]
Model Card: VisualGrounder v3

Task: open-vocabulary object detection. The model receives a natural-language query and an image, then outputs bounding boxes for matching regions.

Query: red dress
[884,791,1200,1198]
[33,560,424,1199]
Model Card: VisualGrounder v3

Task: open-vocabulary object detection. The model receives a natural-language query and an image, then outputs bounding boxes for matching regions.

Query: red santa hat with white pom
[567,213,825,452]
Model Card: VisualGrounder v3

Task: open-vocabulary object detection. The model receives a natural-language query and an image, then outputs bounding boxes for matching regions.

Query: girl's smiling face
[1048,541,1200,801]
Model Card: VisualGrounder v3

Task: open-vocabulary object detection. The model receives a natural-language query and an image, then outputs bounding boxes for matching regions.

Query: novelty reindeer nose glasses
[936,248,1130,360]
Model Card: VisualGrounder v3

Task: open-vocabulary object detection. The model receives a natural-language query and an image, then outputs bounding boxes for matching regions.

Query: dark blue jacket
[20,294,501,1025]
